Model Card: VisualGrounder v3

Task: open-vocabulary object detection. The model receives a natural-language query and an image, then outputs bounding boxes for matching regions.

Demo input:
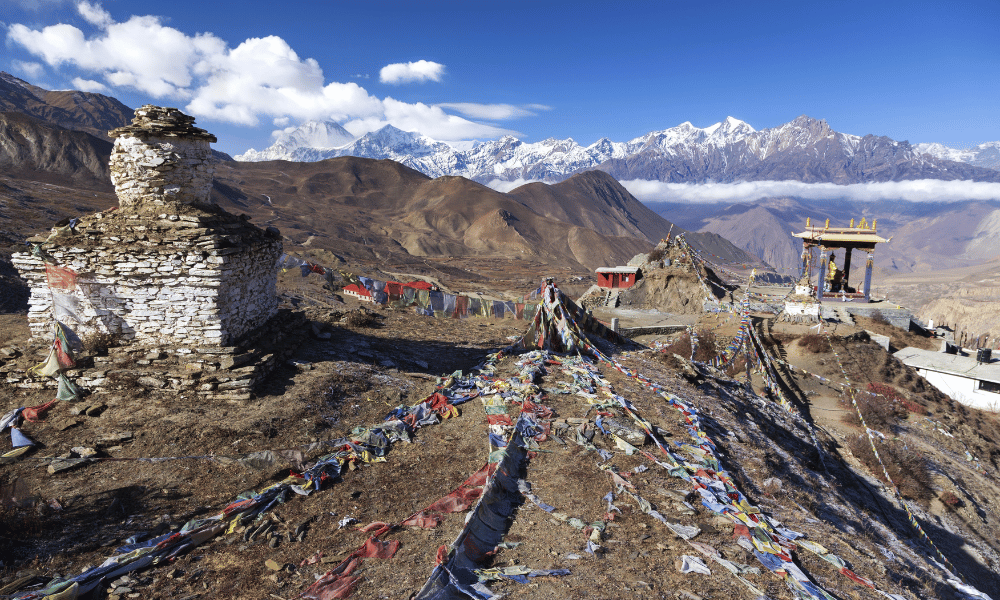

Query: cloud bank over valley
[620,179,1000,204]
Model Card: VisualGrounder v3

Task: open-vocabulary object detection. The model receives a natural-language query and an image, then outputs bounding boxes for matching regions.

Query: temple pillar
[863,251,874,302]
[816,248,828,301]
[842,248,853,291]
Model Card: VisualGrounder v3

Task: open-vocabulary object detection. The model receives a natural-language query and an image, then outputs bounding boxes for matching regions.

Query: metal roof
[893,347,1000,384]
[792,227,887,245]
[596,266,640,274]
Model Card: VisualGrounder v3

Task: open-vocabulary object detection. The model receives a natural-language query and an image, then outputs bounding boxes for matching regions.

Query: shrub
[81,330,121,355]
[692,329,719,363]
[867,381,904,402]
[657,329,719,365]
[869,309,890,325]
[939,491,962,509]
[659,333,692,361]
[866,382,927,415]
[647,246,667,263]
[798,333,830,353]
[847,435,933,500]
[840,391,905,430]
[724,354,748,378]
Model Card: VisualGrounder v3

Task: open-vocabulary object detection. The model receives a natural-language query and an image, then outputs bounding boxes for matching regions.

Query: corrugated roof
[893,347,1000,384]
[792,227,887,244]
[596,266,640,274]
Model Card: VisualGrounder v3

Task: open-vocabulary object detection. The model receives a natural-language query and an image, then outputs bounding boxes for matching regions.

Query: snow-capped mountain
[914,141,1000,171]
[235,116,1000,184]
[235,120,355,162]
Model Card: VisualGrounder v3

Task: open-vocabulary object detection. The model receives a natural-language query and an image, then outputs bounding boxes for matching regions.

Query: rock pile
[108,105,217,208]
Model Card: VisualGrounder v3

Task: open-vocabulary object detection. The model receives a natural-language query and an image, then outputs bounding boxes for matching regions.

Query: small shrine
[595,266,641,289]
[792,217,887,303]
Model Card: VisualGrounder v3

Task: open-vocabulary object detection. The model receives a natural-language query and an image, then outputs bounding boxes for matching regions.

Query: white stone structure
[12,106,282,349]
[109,106,217,207]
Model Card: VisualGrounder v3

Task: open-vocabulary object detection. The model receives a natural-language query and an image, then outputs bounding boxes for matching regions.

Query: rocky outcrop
[0,111,112,186]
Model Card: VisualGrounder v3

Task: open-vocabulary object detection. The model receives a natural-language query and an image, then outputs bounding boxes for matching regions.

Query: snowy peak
[236,120,356,162]
[274,120,354,150]
[234,115,1000,184]
[915,141,1000,171]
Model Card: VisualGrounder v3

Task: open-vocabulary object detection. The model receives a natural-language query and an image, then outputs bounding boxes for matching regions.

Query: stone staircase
[604,289,621,308]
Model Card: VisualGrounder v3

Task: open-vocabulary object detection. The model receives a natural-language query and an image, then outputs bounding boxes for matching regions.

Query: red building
[596,266,641,289]
[342,283,374,302]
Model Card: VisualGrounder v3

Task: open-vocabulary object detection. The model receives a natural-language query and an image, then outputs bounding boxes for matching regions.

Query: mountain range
[236,116,1000,185]
[0,72,755,274]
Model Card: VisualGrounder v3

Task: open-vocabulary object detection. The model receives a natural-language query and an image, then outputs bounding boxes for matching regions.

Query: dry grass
[847,435,933,500]
[840,391,905,431]
[798,333,830,353]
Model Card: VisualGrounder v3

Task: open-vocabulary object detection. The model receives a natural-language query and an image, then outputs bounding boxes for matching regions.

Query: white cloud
[6,4,525,141]
[343,98,515,141]
[620,179,1000,204]
[484,178,544,193]
[70,76,108,92]
[11,59,45,79]
[436,103,550,121]
[379,60,445,85]
[76,0,112,27]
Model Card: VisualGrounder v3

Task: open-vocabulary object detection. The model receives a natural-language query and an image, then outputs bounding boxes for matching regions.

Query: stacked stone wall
[12,210,281,348]
[110,136,214,207]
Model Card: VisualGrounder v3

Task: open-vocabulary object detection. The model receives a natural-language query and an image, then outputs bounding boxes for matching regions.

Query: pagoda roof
[792,226,887,246]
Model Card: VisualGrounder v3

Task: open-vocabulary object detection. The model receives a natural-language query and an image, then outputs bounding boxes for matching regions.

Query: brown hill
[209,157,656,271]
[0,71,132,141]
[0,112,113,188]
[509,170,757,266]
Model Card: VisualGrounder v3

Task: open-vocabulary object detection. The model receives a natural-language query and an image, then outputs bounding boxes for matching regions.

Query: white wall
[917,369,1000,412]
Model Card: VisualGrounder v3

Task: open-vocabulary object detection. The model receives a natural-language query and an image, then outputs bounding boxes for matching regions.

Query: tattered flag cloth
[22,400,58,422]
[29,323,77,377]
[11,428,36,448]
[44,264,77,291]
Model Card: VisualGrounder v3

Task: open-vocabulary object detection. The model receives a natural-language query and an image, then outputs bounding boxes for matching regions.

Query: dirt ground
[2,272,1000,600]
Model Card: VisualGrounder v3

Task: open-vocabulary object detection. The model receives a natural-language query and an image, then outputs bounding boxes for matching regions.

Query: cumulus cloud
[70,76,108,92]
[484,178,544,193]
[343,98,514,142]
[76,0,112,27]
[6,3,524,141]
[620,179,1000,204]
[11,59,45,79]
[436,103,551,121]
[379,60,445,84]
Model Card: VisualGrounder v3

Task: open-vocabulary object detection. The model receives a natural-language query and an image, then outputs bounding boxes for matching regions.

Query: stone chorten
[13,105,282,349]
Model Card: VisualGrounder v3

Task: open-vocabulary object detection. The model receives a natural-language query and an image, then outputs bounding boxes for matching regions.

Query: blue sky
[3,0,999,156]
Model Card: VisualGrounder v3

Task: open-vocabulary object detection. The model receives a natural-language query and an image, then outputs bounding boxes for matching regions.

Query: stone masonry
[11,105,282,350]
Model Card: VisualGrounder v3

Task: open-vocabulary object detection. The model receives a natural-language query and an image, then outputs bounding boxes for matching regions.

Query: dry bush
[659,334,692,361]
[847,435,933,500]
[939,491,962,509]
[840,391,905,430]
[798,333,830,353]
[344,308,383,328]
[657,329,718,365]
[724,354,748,378]
[692,329,719,363]
[869,309,890,325]
[647,246,667,263]
[81,330,121,355]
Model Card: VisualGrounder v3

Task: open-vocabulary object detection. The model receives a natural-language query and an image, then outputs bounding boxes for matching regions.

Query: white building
[893,347,1000,412]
